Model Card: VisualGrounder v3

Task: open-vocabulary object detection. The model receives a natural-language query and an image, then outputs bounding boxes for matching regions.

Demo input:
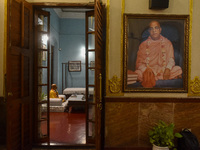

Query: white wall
[125,0,189,14]
[107,0,196,97]
[191,0,200,78]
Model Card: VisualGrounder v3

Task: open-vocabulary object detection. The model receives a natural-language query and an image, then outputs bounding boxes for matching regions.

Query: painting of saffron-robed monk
[123,14,189,92]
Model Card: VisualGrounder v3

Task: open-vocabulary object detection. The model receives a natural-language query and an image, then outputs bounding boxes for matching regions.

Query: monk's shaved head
[51,84,57,90]
[148,21,162,40]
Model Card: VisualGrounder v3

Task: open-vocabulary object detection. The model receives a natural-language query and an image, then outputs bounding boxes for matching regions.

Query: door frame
[50,45,54,85]
[32,2,105,149]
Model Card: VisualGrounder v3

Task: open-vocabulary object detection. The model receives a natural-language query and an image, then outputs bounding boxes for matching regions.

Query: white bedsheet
[42,101,68,112]
[67,95,85,101]
[63,87,94,95]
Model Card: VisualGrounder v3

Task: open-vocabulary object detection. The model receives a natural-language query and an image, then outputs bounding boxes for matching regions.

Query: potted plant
[41,92,47,100]
[148,120,182,150]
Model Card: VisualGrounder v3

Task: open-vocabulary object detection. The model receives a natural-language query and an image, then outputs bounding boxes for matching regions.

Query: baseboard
[104,147,200,150]
[104,147,151,150]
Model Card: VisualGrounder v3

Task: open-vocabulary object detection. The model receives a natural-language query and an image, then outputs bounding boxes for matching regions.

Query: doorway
[5,0,104,149]
[33,5,101,146]
[47,8,89,145]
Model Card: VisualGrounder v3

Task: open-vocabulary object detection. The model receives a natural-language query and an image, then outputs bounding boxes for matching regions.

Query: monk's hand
[142,67,156,88]
[163,68,170,80]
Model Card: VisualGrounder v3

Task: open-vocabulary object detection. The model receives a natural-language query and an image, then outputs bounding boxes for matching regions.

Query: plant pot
[153,144,169,150]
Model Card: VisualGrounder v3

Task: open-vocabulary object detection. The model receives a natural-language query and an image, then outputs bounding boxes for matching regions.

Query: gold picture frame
[123,14,189,92]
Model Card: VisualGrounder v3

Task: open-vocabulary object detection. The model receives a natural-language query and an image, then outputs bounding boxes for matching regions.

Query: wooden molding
[104,147,200,150]
[105,96,200,103]
[104,147,151,150]
[32,3,94,8]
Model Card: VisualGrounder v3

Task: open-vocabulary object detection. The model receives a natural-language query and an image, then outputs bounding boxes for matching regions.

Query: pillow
[50,98,62,106]
[59,94,66,100]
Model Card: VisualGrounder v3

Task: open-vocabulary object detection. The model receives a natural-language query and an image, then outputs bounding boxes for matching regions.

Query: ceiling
[54,8,93,19]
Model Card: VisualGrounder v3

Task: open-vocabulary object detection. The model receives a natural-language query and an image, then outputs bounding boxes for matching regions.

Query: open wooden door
[6,0,33,150]
[85,0,104,149]
[33,9,50,144]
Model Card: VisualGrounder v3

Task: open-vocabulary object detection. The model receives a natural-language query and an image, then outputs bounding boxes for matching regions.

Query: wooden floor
[1,112,93,149]
[49,112,86,144]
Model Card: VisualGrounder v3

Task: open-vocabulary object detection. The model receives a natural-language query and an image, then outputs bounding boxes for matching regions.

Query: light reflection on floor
[49,112,86,144]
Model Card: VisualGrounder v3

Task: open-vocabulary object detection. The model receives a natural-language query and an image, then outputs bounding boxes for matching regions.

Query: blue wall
[59,18,86,92]
[42,9,95,94]
[48,9,60,89]
[42,8,60,94]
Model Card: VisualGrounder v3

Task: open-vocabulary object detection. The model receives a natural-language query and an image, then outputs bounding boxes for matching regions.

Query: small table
[67,95,85,113]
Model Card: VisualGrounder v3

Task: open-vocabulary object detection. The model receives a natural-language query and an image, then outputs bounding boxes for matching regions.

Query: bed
[62,63,95,96]
[42,95,68,112]
[61,63,94,112]
[42,100,68,112]
[63,87,94,95]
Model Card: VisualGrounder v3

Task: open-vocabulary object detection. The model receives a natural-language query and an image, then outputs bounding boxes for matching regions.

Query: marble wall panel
[138,103,174,147]
[105,98,200,148]
[174,103,200,141]
[105,102,138,147]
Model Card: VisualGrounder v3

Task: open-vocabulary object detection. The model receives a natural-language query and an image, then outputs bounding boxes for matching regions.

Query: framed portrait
[123,14,189,92]
[68,61,81,72]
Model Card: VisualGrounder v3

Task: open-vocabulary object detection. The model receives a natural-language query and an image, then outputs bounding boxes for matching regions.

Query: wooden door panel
[23,56,30,97]
[7,103,32,150]
[85,0,104,149]
[86,10,96,144]
[33,9,50,143]
[7,0,33,150]
[23,2,32,49]
[7,103,21,150]
[10,0,21,47]
[94,0,104,149]
[10,53,21,98]
[21,103,32,149]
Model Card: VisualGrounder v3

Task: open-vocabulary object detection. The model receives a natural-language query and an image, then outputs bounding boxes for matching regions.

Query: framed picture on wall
[68,61,81,72]
[90,61,95,70]
[123,14,189,92]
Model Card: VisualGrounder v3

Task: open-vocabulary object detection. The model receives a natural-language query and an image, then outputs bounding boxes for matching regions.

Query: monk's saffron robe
[134,35,182,87]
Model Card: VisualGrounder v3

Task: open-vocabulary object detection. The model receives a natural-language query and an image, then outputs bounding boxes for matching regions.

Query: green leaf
[148,120,180,147]
[174,132,183,138]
